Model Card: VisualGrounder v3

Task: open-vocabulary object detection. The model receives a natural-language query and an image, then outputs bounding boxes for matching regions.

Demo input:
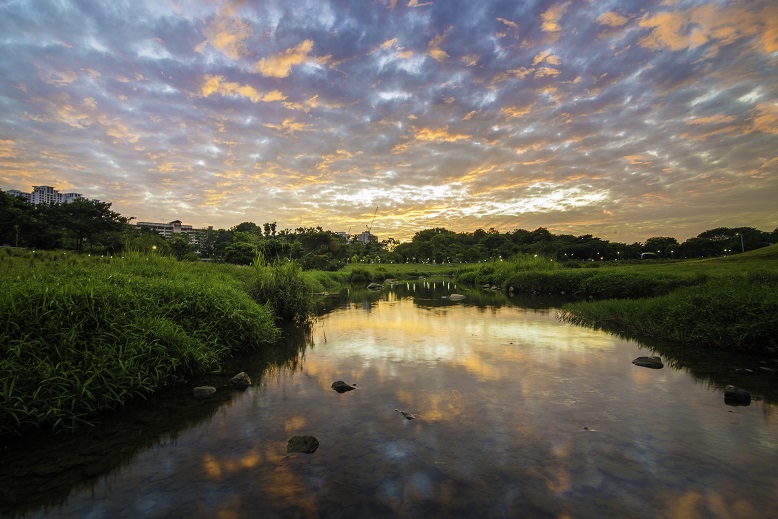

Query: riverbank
[457,245,778,355]
[0,250,313,436]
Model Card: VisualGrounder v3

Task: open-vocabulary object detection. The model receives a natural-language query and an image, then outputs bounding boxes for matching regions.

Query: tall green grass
[559,271,778,354]
[0,252,315,435]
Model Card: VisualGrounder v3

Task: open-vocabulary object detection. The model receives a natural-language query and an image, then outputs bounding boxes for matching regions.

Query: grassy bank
[458,246,778,355]
[0,250,313,436]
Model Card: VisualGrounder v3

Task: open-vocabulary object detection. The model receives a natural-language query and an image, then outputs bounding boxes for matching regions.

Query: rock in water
[287,435,320,454]
[395,409,416,420]
[331,380,356,393]
[632,356,664,369]
[724,385,751,406]
[226,372,251,389]
[193,386,216,398]
[448,294,466,301]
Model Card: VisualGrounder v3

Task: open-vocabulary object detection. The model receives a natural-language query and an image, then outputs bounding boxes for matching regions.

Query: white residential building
[5,185,83,205]
[356,231,377,244]
[136,220,201,247]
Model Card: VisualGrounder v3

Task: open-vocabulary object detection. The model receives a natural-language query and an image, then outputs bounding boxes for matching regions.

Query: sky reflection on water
[21,288,778,519]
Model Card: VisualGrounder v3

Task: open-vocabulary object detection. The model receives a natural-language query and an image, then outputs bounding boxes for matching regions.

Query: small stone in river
[193,386,216,398]
[331,380,356,393]
[724,385,751,406]
[226,372,251,389]
[287,435,319,454]
[395,409,416,420]
[632,356,664,369]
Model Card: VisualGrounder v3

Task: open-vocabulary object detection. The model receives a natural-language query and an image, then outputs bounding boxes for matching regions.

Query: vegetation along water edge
[2,243,776,438]
[457,245,778,355]
[0,250,313,436]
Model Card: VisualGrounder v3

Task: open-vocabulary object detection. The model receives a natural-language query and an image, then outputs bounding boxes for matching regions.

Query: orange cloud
[200,75,283,103]
[0,139,16,158]
[535,66,560,78]
[427,33,450,62]
[256,40,330,78]
[264,118,314,135]
[199,12,252,61]
[686,114,736,125]
[750,103,778,135]
[497,17,519,29]
[532,50,554,66]
[624,154,653,166]
[639,3,778,57]
[501,104,534,118]
[541,2,571,34]
[597,12,629,27]
[413,126,469,143]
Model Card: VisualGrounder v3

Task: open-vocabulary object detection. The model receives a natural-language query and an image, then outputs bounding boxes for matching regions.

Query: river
[2,280,777,518]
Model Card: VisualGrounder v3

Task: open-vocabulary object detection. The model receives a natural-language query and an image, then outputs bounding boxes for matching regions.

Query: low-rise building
[136,220,201,248]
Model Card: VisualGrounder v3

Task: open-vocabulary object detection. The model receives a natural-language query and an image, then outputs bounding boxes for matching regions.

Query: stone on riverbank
[193,386,216,398]
[632,356,664,369]
[226,372,251,389]
[724,385,751,406]
[287,435,319,454]
[367,282,383,290]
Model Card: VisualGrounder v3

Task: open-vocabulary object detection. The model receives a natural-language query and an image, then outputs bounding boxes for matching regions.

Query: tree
[224,242,258,265]
[643,237,679,258]
[168,236,193,261]
[49,199,129,252]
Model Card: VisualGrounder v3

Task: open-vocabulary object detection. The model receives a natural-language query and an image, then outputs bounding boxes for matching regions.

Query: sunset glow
[1,0,776,242]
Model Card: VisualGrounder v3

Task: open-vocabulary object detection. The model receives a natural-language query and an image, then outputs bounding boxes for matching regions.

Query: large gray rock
[367,282,383,290]
[724,385,751,406]
[226,372,251,389]
[632,356,664,369]
[448,294,466,301]
[331,380,356,393]
[287,435,319,454]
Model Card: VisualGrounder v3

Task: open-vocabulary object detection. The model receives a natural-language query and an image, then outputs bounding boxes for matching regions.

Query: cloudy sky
[1,0,776,243]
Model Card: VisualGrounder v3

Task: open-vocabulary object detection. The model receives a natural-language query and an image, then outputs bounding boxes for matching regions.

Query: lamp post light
[736,233,745,253]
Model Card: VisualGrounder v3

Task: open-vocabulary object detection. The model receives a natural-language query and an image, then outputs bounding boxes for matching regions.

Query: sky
[1,0,776,244]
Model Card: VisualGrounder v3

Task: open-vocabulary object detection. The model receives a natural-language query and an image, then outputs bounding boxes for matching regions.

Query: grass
[342,262,459,283]
[455,246,778,355]
[0,250,313,436]
[559,271,778,353]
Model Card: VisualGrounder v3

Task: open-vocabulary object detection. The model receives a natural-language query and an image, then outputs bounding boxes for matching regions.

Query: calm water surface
[3,282,778,518]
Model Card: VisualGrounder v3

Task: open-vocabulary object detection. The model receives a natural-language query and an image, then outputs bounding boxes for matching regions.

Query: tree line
[2,189,775,267]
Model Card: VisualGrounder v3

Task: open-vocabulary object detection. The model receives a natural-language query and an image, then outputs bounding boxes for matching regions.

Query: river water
[2,281,777,518]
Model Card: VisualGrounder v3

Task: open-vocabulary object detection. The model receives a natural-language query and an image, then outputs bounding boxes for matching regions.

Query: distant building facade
[136,220,201,247]
[6,185,84,205]
[356,231,378,244]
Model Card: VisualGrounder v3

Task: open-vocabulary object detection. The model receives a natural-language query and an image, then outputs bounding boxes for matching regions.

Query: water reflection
[0,330,309,519]
[4,285,778,518]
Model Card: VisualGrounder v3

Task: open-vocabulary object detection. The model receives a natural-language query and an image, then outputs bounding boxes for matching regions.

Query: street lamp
[736,233,745,253]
